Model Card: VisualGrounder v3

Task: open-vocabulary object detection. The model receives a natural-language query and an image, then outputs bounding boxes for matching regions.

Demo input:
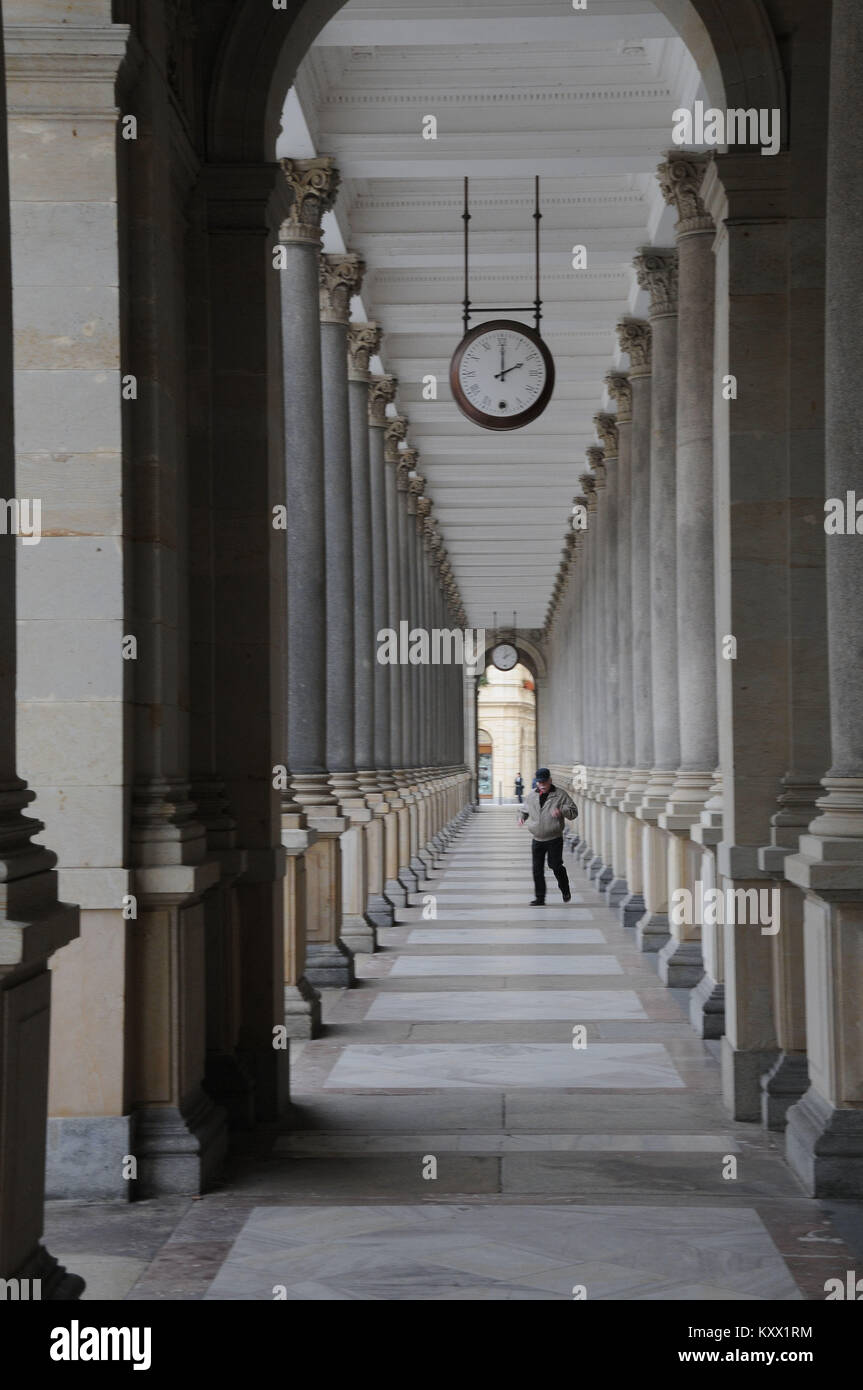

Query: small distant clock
[450,319,555,431]
[491,642,518,671]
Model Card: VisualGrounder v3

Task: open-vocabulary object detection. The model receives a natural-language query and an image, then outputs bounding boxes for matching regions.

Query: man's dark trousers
[531,835,570,902]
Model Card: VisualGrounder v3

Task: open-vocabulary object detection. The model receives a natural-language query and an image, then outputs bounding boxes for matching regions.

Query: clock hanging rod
[462,176,543,337]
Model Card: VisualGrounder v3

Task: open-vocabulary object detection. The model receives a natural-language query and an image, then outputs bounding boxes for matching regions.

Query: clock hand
[493,361,525,380]
[500,342,505,379]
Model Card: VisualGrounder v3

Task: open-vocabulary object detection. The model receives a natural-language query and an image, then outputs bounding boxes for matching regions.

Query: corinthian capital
[279,156,340,244]
[319,253,365,324]
[384,415,408,462]
[347,322,381,381]
[368,373,397,428]
[579,472,598,511]
[586,444,606,489]
[593,413,618,458]
[616,318,652,375]
[634,248,678,318]
[405,461,424,513]
[657,153,714,235]
[605,371,632,423]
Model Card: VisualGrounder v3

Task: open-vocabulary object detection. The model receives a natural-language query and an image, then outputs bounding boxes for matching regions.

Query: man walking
[518,767,578,906]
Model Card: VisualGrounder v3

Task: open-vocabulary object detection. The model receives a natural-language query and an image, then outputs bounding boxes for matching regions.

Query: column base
[586,853,604,882]
[786,1086,863,1197]
[13,1242,85,1301]
[398,867,419,895]
[284,976,322,1039]
[721,1037,779,1122]
[46,1115,134,1200]
[689,974,725,1039]
[619,890,645,930]
[410,854,429,882]
[340,915,377,956]
[761,1051,809,1132]
[305,940,355,989]
[366,893,395,929]
[597,864,613,891]
[384,877,407,908]
[657,938,704,988]
[603,875,628,907]
[133,1086,228,1197]
[636,910,670,953]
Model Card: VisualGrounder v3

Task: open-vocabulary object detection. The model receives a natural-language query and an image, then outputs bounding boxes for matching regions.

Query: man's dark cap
[535,767,551,780]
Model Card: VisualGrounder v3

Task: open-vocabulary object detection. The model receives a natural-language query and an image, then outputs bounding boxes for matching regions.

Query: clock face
[450,319,555,431]
[492,643,518,671]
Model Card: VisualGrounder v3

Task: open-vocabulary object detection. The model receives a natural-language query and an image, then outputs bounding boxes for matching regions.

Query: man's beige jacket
[518,785,578,841]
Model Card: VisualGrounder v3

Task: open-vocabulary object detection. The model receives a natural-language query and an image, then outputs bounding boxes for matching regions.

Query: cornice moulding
[320,85,674,107]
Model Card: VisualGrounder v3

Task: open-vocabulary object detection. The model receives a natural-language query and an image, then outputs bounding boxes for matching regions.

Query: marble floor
[45,806,863,1301]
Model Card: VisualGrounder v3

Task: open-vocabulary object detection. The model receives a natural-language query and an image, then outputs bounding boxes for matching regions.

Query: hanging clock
[450,320,555,431]
[491,642,519,671]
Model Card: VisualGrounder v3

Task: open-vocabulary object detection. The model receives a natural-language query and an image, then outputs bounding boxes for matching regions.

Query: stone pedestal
[281,818,322,1039]
[303,819,354,989]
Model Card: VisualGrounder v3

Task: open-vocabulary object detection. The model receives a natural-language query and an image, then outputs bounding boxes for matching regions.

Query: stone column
[577,472,598,867]
[657,159,719,821]
[595,413,626,905]
[341,317,382,956]
[348,323,381,796]
[786,0,863,1194]
[279,158,352,990]
[0,10,80,1292]
[590,443,609,882]
[583,447,605,881]
[569,484,590,846]
[276,159,340,1029]
[319,253,372,958]
[366,372,398,928]
[655,156,724,1009]
[382,416,410,905]
[618,319,653,928]
[606,374,634,845]
[633,250,679,957]
[394,450,418,892]
[406,463,429,880]
[416,494,436,868]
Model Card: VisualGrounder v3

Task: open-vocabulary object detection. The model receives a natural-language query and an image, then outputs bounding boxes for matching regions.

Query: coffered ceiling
[279,0,705,628]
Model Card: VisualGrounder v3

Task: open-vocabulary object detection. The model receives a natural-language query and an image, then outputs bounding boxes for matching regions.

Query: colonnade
[277,154,471,1018]
[543,0,863,1200]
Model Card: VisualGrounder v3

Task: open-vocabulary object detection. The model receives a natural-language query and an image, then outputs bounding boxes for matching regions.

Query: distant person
[518,767,578,906]
[515,774,524,803]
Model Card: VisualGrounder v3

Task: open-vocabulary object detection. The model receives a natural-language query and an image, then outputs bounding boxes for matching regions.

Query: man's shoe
[562,890,571,903]
[530,898,546,907]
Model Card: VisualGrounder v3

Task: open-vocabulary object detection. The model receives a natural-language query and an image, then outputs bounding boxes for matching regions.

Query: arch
[652,0,786,118]
[207,0,788,164]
